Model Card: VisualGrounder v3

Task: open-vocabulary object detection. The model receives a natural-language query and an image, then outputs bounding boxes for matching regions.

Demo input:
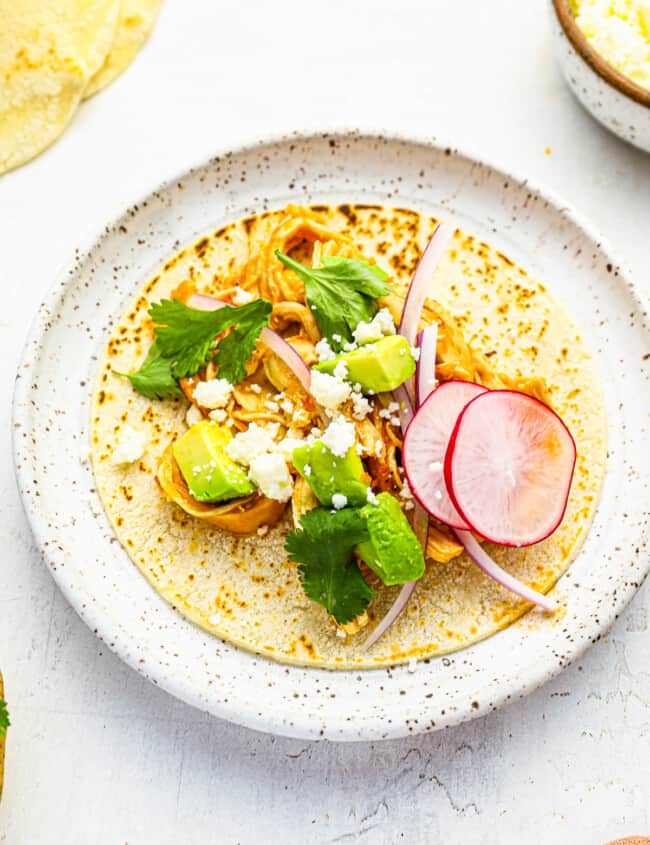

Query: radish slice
[445,390,577,547]
[403,380,488,529]
[415,325,438,406]
[187,292,312,393]
[454,529,557,611]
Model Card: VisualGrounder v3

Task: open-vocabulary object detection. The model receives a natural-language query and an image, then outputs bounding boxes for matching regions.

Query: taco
[90,203,606,669]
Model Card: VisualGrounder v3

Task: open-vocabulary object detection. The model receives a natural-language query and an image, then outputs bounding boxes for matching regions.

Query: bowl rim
[552,0,650,108]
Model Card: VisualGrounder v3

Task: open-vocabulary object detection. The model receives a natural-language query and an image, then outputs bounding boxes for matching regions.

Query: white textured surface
[0,0,648,841]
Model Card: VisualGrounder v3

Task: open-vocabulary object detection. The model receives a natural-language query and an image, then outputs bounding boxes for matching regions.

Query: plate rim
[13,127,649,741]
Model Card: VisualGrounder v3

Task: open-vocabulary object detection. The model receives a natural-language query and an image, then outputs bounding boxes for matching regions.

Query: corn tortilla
[0,0,119,174]
[90,204,606,669]
[84,0,162,98]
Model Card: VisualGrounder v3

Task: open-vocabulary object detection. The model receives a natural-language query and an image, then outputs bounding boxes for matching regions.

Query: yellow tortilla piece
[91,204,607,670]
[84,0,162,98]
[0,0,119,175]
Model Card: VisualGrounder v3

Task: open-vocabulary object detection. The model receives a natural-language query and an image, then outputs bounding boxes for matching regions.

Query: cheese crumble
[248,452,293,501]
[193,378,233,409]
[309,370,351,411]
[321,417,357,458]
[186,404,203,426]
[225,423,277,465]
[574,0,650,88]
[352,307,396,345]
[112,425,146,465]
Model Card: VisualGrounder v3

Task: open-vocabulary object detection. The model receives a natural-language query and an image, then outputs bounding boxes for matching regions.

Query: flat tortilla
[0,0,119,174]
[90,204,606,669]
[84,0,162,98]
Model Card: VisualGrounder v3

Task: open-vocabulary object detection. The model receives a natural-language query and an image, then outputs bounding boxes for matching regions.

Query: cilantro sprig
[0,699,9,737]
[118,340,181,400]
[117,297,272,399]
[275,251,391,351]
[285,508,374,625]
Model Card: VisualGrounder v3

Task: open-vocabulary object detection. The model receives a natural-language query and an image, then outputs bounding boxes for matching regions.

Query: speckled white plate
[13,131,650,741]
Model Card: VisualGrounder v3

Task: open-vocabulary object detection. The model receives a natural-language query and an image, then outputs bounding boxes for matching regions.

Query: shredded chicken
[158,204,550,570]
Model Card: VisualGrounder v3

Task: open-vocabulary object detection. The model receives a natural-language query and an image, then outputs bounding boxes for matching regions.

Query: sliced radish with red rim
[445,390,576,547]
[402,380,487,529]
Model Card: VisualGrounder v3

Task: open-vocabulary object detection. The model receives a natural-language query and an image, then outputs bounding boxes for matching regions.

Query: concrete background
[1,1,649,842]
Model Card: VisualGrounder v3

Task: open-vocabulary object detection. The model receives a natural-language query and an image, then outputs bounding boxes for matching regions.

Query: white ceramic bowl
[550,0,650,152]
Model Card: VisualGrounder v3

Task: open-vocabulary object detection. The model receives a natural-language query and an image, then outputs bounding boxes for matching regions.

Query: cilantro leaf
[150,298,271,380]
[118,298,272,399]
[114,340,182,400]
[275,251,391,350]
[0,699,9,737]
[212,303,273,385]
[149,298,271,381]
[285,508,374,624]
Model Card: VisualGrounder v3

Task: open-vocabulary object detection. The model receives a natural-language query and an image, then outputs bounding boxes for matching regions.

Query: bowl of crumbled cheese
[551,0,650,151]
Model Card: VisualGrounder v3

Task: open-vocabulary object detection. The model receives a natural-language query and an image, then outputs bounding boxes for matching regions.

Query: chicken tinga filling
[114,205,576,647]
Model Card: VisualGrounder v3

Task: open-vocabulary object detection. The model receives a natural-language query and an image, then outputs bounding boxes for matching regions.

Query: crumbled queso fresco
[225,422,277,465]
[193,377,233,409]
[111,425,146,465]
[331,493,348,509]
[248,452,293,502]
[310,353,373,421]
[309,369,351,411]
[321,417,356,458]
[575,0,650,88]
[224,422,305,501]
[314,337,336,362]
[186,403,203,426]
[352,307,396,345]
[366,488,379,505]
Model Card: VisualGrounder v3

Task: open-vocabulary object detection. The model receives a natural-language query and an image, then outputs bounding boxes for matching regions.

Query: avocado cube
[357,492,425,585]
[173,421,255,503]
[293,441,368,507]
[313,335,415,393]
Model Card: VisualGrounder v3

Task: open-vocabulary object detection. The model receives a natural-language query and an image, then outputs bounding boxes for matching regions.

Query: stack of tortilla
[0,0,162,175]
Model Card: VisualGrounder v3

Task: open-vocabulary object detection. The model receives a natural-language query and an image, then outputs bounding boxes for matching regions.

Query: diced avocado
[313,335,415,393]
[293,441,368,507]
[173,421,255,503]
[356,492,425,585]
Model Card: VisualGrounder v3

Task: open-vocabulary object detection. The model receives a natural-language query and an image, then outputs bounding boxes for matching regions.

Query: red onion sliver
[398,222,454,345]
[398,222,453,402]
[415,324,438,407]
[260,327,312,393]
[187,293,312,393]
[454,529,557,612]
[187,293,228,311]
[362,581,416,651]
[393,383,415,434]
